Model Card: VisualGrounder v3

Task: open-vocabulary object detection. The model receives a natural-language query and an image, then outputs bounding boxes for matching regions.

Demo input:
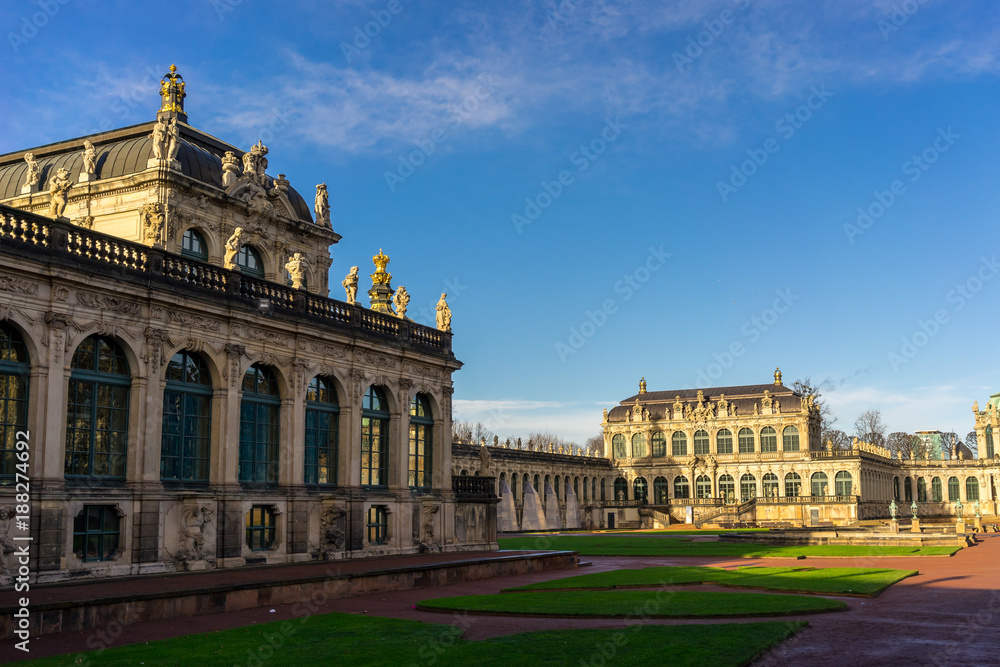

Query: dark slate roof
[0,122,313,223]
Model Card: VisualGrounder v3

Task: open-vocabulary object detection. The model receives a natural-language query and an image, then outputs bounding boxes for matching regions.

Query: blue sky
[3,0,999,445]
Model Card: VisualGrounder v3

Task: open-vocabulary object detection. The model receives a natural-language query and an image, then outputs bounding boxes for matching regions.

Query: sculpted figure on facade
[47,168,73,219]
[22,153,40,192]
[142,203,165,245]
[435,293,452,331]
[393,286,410,319]
[224,227,244,269]
[320,506,347,557]
[82,140,97,177]
[285,252,309,289]
[0,506,15,580]
[479,445,492,474]
[151,119,168,160]
[342,266,359,304]
[222,151,240,187]
[418,504,440,553]
[166,118,182,162]
[178,504,214,563]
[314,183,331,227]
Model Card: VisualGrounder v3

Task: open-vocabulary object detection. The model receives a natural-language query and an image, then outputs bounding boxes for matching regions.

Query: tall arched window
[916,477,927,502]
[759,427,777,453]
[236,245,265,278]
[673,475,689,500]
[966,477,980,501]
[716,428,733,454]
[835,471,853,496]
[671,431,687,456]
[653,476,669,504]
[633,477,648,503]
[811,472,829,497]
[600,478,606,501]
[581,476,587,501]
[180,228,208,261]
[631,432,647,458]
[693,430,709,455]
[161,351,211,482]
[239,364,279,484]
[408,393,433,489]
[0,323,29,481]
[947,476,960,501]
[613,477,628,501]
[740,473,757,501]
[574,476,579,498]
[903,477,912,502]
[612,434,626,458]
[782,425,800,452]
[696,475,712,499]
[892,476,900,501]
[762,473,779,497]
[306,376,339,485]
[592,478,597,501]
[738,428,754,453]
[718,474,735,502]
[931,476,943,502]
[651,431,666,457]
[784,472,801,497]
[534,474,540,496]
[987,426,995,459]
[555,475,561,500]
[66,335,130,479]
[362,386,389,487]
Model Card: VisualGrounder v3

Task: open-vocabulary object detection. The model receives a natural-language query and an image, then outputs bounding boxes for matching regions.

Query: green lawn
[498,534,961,557]
[12,612,807,667]
[418,589,846,617]
[507,566,916,596]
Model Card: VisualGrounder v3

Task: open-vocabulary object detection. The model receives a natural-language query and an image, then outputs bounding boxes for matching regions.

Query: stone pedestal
[20,183,38,194]
[888,520,899,533]
[910,518,921,533]
[955,520,966,535]
[974,517,983,532]
[78,172,96,182]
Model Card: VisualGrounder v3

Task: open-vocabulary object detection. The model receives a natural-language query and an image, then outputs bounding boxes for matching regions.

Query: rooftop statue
[81,140,97,178]
[22,153,40,192]
[47,168,72,219]
[393,286,410,319]
[285,253,309,290]
[435,293,452,332]
[314,183,331,227]
[342,266,359,304]
[223,227,244,269]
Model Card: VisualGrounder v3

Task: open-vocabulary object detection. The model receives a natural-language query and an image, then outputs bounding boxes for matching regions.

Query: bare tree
[939,431,959,459]
[793,377,840,445]
[585,433,605,456]
[452,420,495,444]
[853,409,887,447]
[886,432,927,460]
[824,429,852,450]
[965,431,979,458]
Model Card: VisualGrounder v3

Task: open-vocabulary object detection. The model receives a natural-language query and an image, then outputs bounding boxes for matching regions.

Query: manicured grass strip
[498,535,960,557]
[12,612,807,667]
[418,590,846,617]
[507,566,917,596]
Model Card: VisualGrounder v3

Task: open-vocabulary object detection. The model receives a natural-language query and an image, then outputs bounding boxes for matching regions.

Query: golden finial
[371,248,392,284]
[774,367,782,385]
[639,377,647,394]
[158,64,187,121]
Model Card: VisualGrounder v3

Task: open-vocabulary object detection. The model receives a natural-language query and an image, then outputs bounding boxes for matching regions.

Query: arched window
[633,477,648,503]
[696,475,712,499]
[236,245,265,278]
[631,432,647,458]
[239,364,279,484]
[555,475,561,500]
[574,476,579,498]
[0,323,29,481]
[600,478,606,501]
[987,426,995,459]
[738,428,754,453]
[719,474,735,502]
[581,476,587,501]
[180,228,208,261]
[613,477,628,501]
[917,477,927,502]
[361,386,389,487]
[740,473,757,501]
[931,477,943,502]
[693,430,709,455]
[66,335,130,479]
[653,476,669,504]
[966,477,980,502]
[948,476,960,502]
[673,475,689,500]
[903,477,912,502]
[759,427,777,453]
[612,434,626,458]
[592,478,597,501]
[782,425,800,452]
[671,431,687,456]
[811,472,829,497]
[651,431,666,457]
[534,474,540,496]
[892,476,900,501]
[835,471,853,496]
[784,472,801,497]
[408,393,432,489]
[306,376,339,485]
[716,428,733,454]
[762,473,779,498]
[161,351,212,482]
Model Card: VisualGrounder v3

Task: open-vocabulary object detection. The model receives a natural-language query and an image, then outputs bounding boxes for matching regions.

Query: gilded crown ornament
[371,248,392,284]
[367,249,395,313]
[774,366,782,385]
[158,64,187,122]
[639,377,647,394]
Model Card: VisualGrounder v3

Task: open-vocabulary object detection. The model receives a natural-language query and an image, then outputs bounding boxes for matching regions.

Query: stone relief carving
[225,343,247,386]
[310,342,348,359]
[177,505,215,564]
[77,292,141,316]
[435,293,452,332]
[417,504,440,553]
[166,310,221,332]
[342,266,359,305]
[319,505,347,558]
[142,327,172,376]
[141,203,165,245]
[0,506,16,582]
[0,275,38,296]
[52,286,70,302]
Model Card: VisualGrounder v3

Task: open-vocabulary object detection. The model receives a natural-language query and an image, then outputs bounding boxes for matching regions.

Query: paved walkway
[4,538,998,665]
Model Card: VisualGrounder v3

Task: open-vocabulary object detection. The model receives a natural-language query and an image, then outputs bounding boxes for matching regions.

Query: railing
[0,208,453,355]
[604,499,641,508]
[758,494,858,504]
[452,475,497,500]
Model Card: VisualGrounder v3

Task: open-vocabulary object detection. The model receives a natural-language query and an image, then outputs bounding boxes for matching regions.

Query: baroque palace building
[0,67,496,584]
